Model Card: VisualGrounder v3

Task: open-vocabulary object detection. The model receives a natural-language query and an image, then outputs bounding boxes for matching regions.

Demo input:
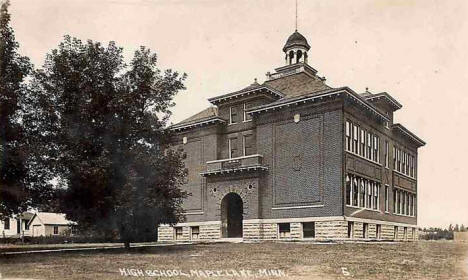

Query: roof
[392,123,426,147]
[364,92,402,111]
[207,82,284,105]
[18,212,34,220]
[283,30,311,52]
[265,71,330,98]
[178,107,218,125]
[30,212,73,226]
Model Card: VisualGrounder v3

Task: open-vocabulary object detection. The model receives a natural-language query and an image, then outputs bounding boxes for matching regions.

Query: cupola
[283,30,311,65]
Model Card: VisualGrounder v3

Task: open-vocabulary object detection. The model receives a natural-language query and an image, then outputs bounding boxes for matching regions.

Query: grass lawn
[0,241,467,279]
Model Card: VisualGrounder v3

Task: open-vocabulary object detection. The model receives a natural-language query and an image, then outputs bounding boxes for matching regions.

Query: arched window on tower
[289,50,295,64]
[296,50,303,63]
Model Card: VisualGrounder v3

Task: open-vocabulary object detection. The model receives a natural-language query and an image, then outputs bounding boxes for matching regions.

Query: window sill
[393,170,416,180]
[346,151,381,166]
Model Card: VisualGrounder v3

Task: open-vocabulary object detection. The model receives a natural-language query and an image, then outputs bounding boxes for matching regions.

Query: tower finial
[295,0,298,31]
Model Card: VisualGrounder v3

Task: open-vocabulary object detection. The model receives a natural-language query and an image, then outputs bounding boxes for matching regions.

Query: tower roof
[283,30,310,52]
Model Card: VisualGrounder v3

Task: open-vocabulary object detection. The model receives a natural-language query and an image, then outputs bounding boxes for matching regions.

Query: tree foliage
[0,0,33,218]
[28,36,188,246]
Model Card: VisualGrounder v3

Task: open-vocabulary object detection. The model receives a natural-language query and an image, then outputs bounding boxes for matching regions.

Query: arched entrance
[221,193,243,238]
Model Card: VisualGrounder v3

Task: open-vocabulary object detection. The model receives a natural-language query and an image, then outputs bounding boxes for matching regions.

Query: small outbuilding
[28,212,74,237]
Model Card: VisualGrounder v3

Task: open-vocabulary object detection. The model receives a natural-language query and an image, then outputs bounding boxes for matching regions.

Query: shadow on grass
[0,242,201,263]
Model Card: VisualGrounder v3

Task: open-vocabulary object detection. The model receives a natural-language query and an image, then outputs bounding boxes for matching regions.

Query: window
[346,175,351,206]
[345,121,351,151]
[303,222,315,238]
[3,218,10,230]
[394,226,398,239]
[25,220,30,230]
[384,141,389,168]
[412,228,416,240]
[367,181,372,209]
[393,146,397,170]
[174,227,183,240]
[352,178,359,207]
[393,189,397,214]
[373,135,379,162]
[363,223,369,239]
[191,226,200,240]
[352,124,359,153]
[359,178,365,207]
[278,223,291,238]
[360,129,366,157]
[404,227,408,240]
[228,137,238,158]
[366,132,372,160]
[243,134,254,156]
[385,185,389,212]
[53,226,59,235]
[243,103,252,122]
[373,184,379,210]
[348,222,354,239]
[229,106,238,124]
[376,224,382,239]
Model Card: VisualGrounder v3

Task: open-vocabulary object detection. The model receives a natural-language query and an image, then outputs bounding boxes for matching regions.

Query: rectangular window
[175,227,183,240]
[228,137,238,158]
[404,227,408,240]
[360,129,366,157]
[367,182,372,209]
[345,121,351,151]
[191,226,200,240]
[53,226,58,235]
[346,176,351,206]
[367,132,372,160]
[243,134,254,156]
[412,228,416,240]
[413,194,416,216]
[394,226,398,239]
[393,146,397,170]
[229,106,238,124]
[348,222,354,239]
[359,178,365,208]
[396,190,400,214]
[303,222,315,238]
[397,149,401,172]
[278,223,291,238]
[373,135,379,162]
[376,224,382,239]
[352,124,358,153]
[373,184,379,210]
[243,103,252,122]
[4,218,10,230]
[363,223,369,239]
[352,178,359,207]
[385,185,389,212]
[384,141,389,168]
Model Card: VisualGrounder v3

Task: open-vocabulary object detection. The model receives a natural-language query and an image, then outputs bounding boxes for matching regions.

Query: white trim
[160,221,221,227]
[184,211,204,215]
[271,204,324,210]
[243,216,345,224]
[206,154,263,164]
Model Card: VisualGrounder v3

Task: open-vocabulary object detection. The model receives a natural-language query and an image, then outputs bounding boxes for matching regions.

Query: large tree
[29,36,187,247]
[0,0,33,218]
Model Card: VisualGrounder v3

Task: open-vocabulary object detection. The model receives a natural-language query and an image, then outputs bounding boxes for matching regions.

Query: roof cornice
[392,123,426,147]
[247,87,390,122]
[365,92,402,110]
[170,117,226,132]
[208,86,285,105]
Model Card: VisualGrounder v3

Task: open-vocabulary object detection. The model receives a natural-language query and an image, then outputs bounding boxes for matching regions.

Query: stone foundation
[158,217,418,242]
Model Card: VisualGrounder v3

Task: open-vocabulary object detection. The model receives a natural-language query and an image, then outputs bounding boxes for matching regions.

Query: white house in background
[28,212,75,237]
[1,212,34,238]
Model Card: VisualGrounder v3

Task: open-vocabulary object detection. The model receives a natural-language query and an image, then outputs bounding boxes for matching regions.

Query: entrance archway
[221,193,243,238]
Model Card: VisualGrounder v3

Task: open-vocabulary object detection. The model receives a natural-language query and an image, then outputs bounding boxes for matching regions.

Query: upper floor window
[228,137,238,158]
[243,134,254,156]
[345,120,380,164]
[393,146,416,178]
[346,173,380,210]
[229,106,238,124]
[384,141,389,168]
[243,103,252,122]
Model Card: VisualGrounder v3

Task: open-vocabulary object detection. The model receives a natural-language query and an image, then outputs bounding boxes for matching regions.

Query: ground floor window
[363,223,369,239]
[53,226,58,235]
[348,221,354,239]
[174,227,183,240]
[302,222,315,238]
[278,223,291,238]
[191,226,199,240]
[412,228,416,240]
[376,224,382,239]
[404,227,408,240]
[394,226,398,239]
[3,218,10,230]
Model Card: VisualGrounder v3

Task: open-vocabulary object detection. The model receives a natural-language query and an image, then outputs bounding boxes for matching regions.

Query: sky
[7,0,468,228]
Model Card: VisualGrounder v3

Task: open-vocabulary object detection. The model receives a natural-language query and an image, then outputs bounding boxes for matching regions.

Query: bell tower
[283,30,311,65]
